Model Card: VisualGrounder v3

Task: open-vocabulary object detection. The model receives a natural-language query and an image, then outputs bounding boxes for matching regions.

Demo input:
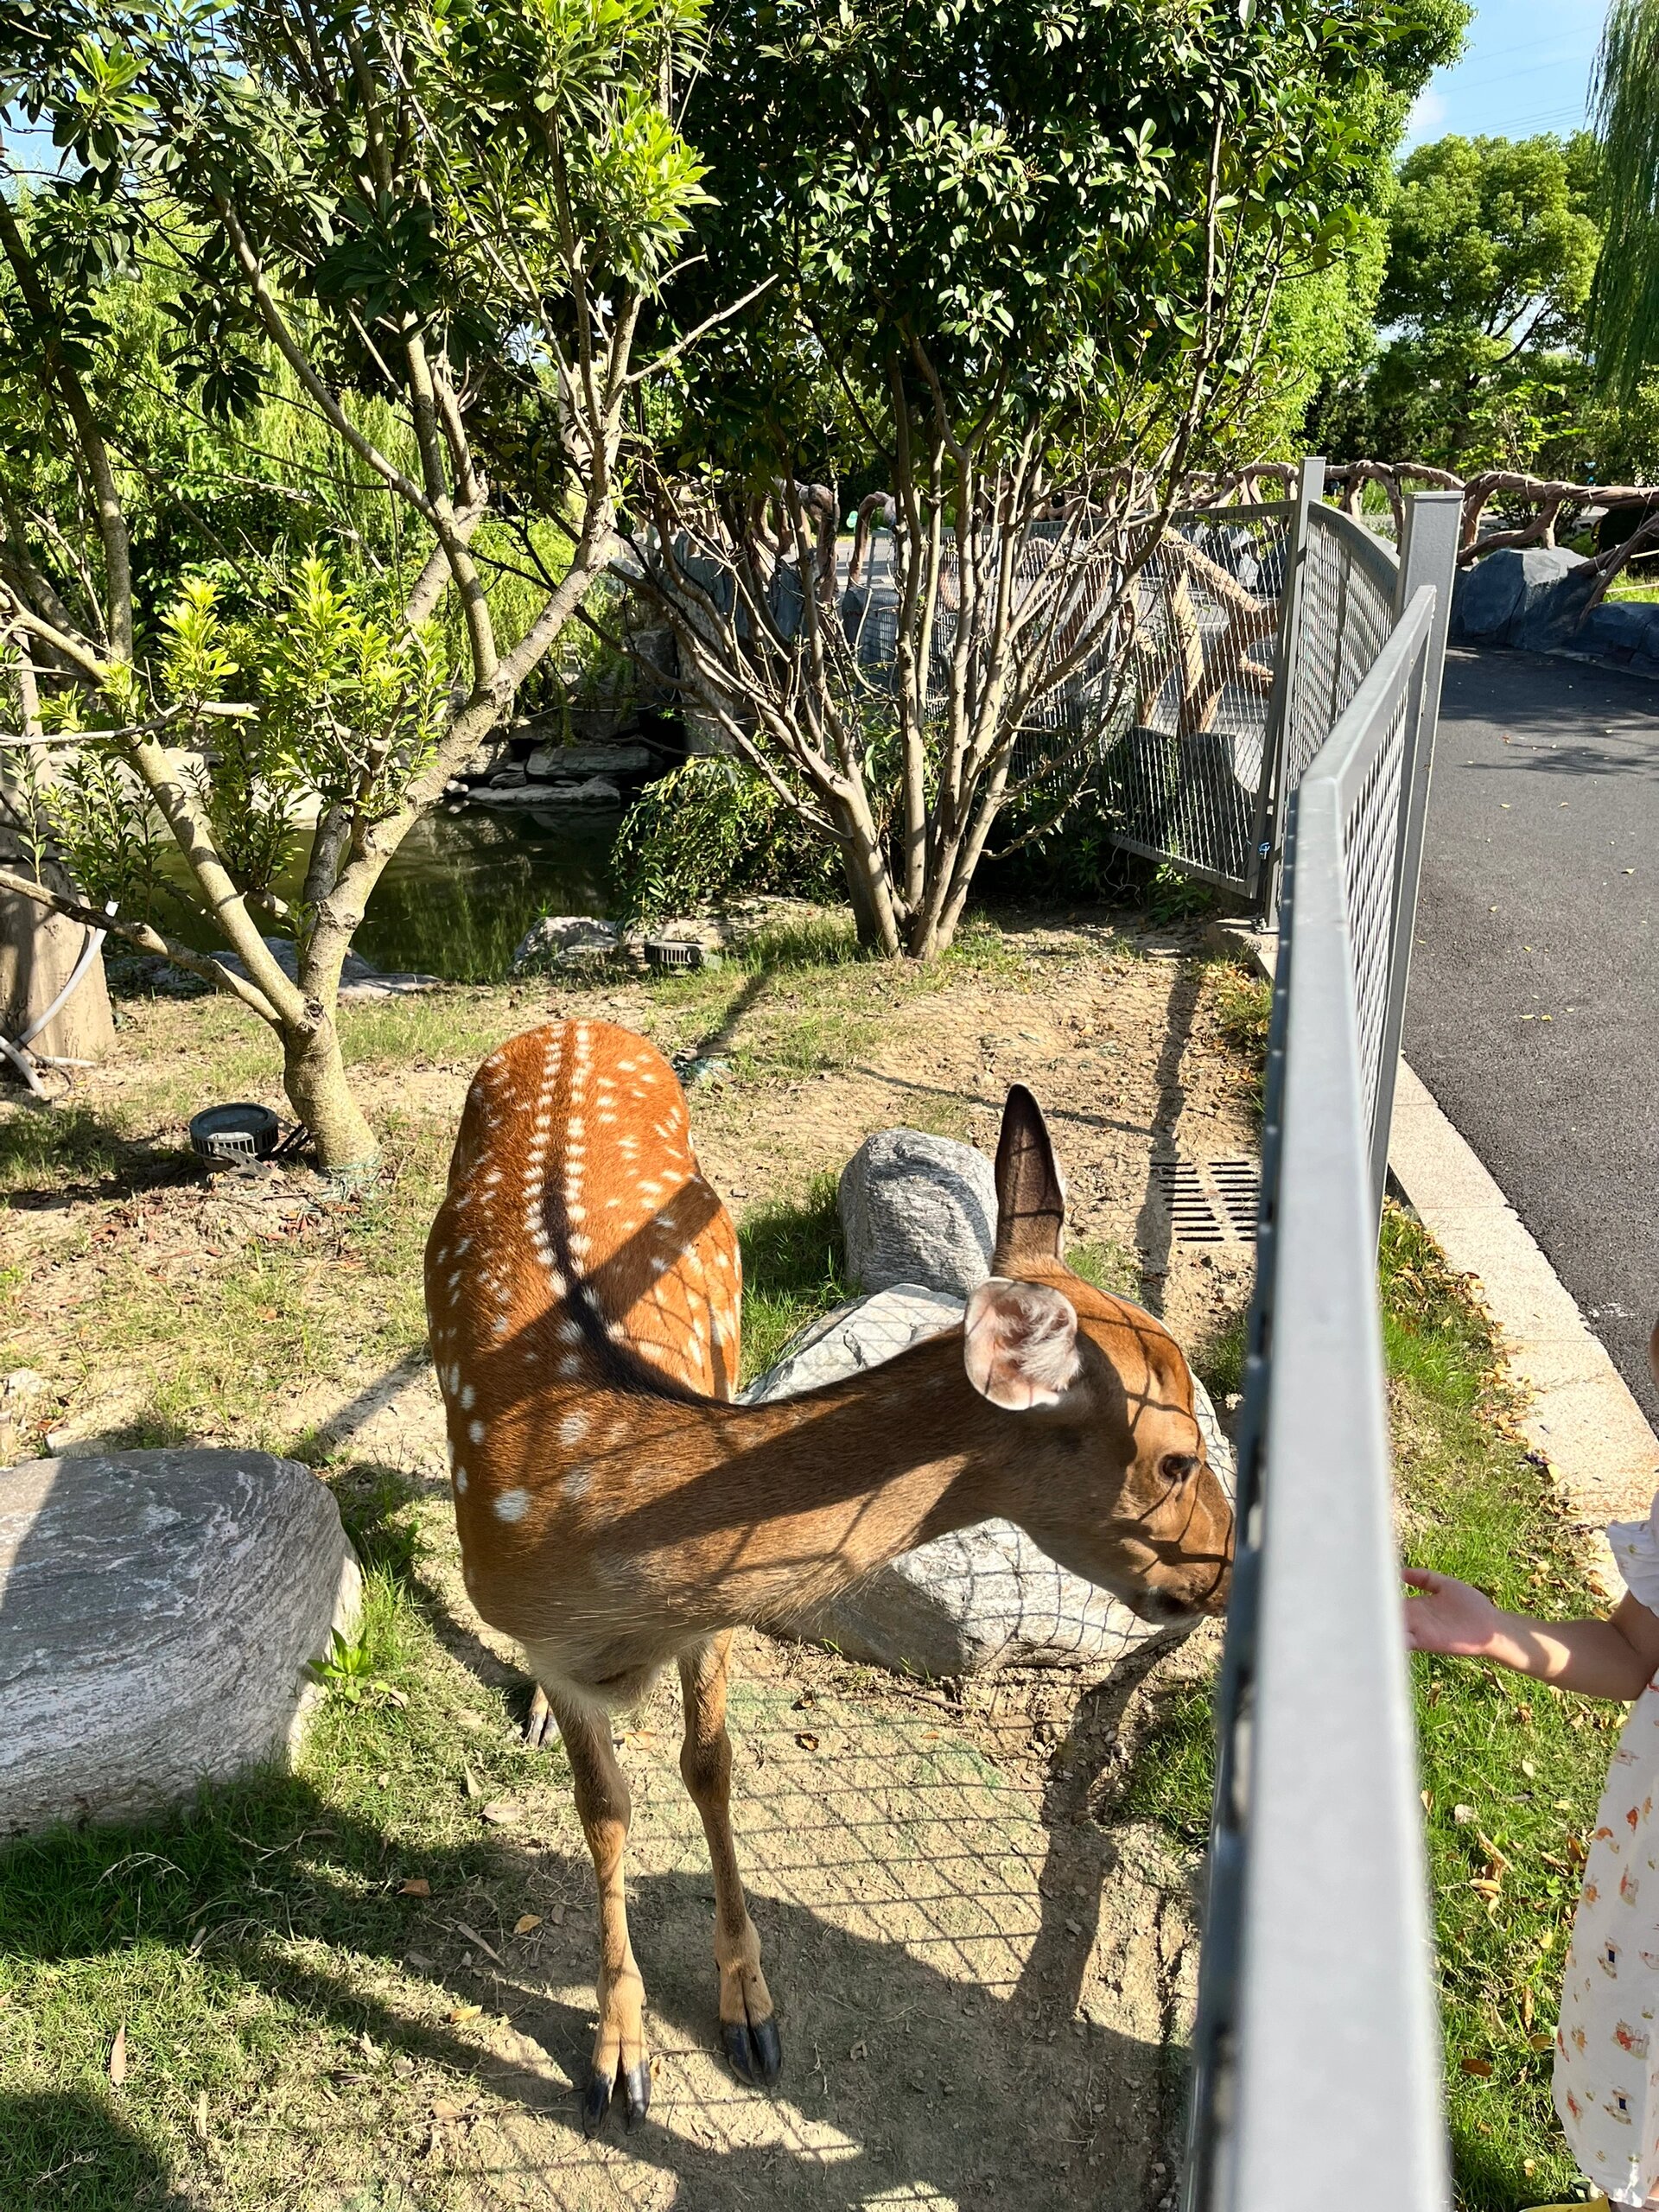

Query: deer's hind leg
[677,1632,782,2085]
[546,1687,652,2133]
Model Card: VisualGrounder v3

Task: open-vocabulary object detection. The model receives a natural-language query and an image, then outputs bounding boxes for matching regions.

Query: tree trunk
[0,793,116,1071]
[283,1015,378,1179]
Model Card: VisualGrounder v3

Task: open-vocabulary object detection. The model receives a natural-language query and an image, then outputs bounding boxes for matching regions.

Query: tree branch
[0,866,282,1025]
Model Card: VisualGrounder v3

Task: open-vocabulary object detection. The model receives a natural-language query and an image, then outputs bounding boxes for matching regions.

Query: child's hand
[1402,1567,1504,1657]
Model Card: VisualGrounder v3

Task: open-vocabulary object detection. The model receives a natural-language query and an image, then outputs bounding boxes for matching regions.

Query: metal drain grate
[1148,1156,1260,1244]
[1210,1157,1262,1241]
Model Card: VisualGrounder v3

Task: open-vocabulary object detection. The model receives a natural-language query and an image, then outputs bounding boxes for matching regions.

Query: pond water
[157,803,621,982]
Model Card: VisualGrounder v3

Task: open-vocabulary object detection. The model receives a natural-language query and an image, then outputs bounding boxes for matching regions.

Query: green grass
[0,1531,566,2211]
[1118,1203,1612,2209]
[736,1173,849,1384]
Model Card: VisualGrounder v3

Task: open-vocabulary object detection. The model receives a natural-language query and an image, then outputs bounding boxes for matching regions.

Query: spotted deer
[425,1020,1233,2133]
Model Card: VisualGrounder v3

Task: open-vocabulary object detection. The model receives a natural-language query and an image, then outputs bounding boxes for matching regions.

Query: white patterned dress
[1555,1497,1659,2204]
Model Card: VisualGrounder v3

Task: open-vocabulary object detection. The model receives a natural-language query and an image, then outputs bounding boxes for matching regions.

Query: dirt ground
[3,916,1257,2210]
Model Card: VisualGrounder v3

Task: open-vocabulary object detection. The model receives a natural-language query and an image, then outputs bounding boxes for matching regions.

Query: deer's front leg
[550,1689,651,2132]
[677,1634,782,2085]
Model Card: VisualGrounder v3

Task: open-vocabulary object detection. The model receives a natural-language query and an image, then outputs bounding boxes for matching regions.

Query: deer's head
[961,1086,1235,1625]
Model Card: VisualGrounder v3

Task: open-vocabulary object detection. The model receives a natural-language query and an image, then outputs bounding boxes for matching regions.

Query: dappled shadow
[0,1103,196,1209]
[1,1680,1185,2211]
[1,2088,198,2209]
[1442,645,1659,753]
[1132,966,1204,1316]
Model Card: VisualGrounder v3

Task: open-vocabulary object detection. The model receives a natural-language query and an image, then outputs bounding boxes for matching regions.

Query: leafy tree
[1314,130,1603,471]
[1590,0,1659,405]
[0,0,707,1170]
[613,0,1459,959]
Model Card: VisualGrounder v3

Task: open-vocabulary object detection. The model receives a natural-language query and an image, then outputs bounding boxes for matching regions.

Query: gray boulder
[741,1287,1234,1675]
[511,915,620,976]
[1451,545,1600,652]
[1575,597,1659,677]
[1,1450,361,1835]
[839,1128,999,1299]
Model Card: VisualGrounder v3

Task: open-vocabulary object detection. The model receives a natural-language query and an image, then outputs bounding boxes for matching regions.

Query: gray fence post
[1368,490,1461,1216]
[1252,456,1325,924]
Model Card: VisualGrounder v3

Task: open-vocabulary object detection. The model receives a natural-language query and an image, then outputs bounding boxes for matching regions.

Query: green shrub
[611,756,844,925]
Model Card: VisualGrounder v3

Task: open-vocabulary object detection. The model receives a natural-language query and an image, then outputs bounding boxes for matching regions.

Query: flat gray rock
[524,741,651,780]
[215,934,439,1001]
[0,1451,361,1835]
[470,777,621,809]
[839,1128,999,1299]
[742,1287,1234,1676]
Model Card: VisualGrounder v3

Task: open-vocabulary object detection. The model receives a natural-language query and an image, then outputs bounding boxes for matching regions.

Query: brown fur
[425,1022,1234,2125]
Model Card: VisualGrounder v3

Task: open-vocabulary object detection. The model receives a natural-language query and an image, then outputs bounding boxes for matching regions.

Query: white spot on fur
[460,1383,476,1410]
[468,1418,486,1444]
[454,1464,467,1494]
[565,1464,591,1500]
[494,1488,530,1522]
[559,1354,582,1377]
[559,1410,588,1446]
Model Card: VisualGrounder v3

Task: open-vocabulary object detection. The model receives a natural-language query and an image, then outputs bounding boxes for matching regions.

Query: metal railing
[1181,476,1462,2212]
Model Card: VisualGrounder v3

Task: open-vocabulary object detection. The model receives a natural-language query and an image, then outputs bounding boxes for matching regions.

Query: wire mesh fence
[1095,507,1291,887]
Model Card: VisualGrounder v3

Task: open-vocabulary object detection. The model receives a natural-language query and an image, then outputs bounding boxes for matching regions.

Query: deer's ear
[993,1084,1065,1268]
[963,1279,1081,1411]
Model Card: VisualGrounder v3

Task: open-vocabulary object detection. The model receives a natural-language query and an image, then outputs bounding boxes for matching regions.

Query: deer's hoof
[582,2068,613,2136]
[624,2061,652,2127]
[722,2014,783,2086]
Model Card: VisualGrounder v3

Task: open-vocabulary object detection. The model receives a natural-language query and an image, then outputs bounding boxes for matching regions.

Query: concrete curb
[1389,1062,1659,1596]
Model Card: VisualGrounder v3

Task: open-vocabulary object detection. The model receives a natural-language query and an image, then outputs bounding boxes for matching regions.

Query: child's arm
[1404,1567,1659,1700]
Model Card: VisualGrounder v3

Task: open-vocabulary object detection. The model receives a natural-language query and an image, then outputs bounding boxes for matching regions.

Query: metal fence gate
[1179,472,1462,2212]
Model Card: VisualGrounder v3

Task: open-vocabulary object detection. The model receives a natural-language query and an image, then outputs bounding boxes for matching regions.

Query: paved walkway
[1406,645,1659,1423]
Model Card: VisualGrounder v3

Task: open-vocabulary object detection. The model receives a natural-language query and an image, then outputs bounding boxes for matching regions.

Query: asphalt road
[1406,645,1659,1425]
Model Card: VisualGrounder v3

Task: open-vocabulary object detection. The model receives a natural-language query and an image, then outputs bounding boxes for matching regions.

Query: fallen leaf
[1469,1878,1503,1898]
[1460,2056,1493,2078]
[1530,2032,1554,2052]
[795,1733,820,1752]
[513,1914,543,1936]
[462,1764,483,1802]
[446,2004,482,2024]
[382,1687,410,1709]
[849,2039,868,2062]
[450,1920,503,1964]
[400,1878,431,1897]
[1521,1985,1534,2030]
[1421,1789,1433,1812]
[433,2099,464,2122]
[1452,1804,1475,1825]
[480,1800,521,1827]
[194,2090,209,2143]
[1520,1759,1536,1779]
[109,2024,128,2087]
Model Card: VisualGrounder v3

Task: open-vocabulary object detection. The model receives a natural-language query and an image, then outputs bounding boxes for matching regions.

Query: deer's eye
[1160,1452,1198,1485]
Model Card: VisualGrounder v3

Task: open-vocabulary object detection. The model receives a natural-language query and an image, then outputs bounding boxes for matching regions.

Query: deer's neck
[469,1331,1016,1648]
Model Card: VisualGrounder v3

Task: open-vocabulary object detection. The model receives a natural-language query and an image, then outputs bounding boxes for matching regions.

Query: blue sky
[1403,0,1609,149]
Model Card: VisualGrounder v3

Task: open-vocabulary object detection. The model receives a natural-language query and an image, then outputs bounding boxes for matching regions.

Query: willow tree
[0,0,708,1171]
[619,0,1461,958]
[1591,0,1659,404]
